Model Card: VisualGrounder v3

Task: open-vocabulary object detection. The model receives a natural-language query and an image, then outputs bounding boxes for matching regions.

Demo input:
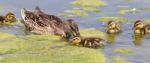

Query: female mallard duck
[4,12,16,23]
[133,20,144,34]
[106,21,121,34]
[21,6,80,39]
[71,37,105,48]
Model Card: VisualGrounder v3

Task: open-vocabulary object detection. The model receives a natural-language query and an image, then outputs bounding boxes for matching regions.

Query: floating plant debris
[72,0,106,7]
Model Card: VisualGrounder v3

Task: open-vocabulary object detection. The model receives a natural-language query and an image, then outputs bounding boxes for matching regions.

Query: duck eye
[73,38,76,40]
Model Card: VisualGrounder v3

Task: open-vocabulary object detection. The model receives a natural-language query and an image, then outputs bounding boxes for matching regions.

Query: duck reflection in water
[106,33,119,44]
[133,34,144,46]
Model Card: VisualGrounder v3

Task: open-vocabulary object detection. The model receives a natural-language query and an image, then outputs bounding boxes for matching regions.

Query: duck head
[107,21,121,34]
[134,20,144,29]
[71,37,82,46]
[107,21,117,29]
[65,19,80,39]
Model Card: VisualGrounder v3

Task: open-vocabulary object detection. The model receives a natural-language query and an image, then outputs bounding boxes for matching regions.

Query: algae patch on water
[80,29,106,39]
[112,56,132,63]
[118,8,140,15]
[113,48,133,54]
[0,46,106,63]
[0,32,16,40]
[59,0,106,17]
[72,0,106,7]
[0,30,106,63]
[144,19,150,23]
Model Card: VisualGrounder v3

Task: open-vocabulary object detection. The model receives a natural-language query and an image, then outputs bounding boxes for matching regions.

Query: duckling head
[4,12,16,23]
[71,37,82,46]
[134,20,144,29]
[107,21,117,29]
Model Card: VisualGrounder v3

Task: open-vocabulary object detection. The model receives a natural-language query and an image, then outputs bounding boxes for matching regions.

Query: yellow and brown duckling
[133,20,150,35]
[71,37,106,48]
[0,12,16,24]
[133,20,144,34]
[4,12,16,23]
[106,21,121,34]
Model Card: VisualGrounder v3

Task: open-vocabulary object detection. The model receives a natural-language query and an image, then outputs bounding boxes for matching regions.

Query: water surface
[0,0,150,63]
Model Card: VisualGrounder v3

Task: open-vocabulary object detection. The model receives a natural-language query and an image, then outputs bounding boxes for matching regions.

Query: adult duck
[21,6,80,39]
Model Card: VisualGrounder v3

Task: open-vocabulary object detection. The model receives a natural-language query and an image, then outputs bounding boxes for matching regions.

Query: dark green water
[0,0,150,63]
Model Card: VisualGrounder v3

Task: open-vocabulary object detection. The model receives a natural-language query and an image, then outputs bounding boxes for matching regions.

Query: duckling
[143,24,150,35]
[71,37,105,48]
[106,21,121,34]
[133,20,144,34]
[4,12,16,23]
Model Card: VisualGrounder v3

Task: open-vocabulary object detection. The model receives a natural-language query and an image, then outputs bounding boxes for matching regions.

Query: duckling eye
[139,23,143,25]
[73,38,76,40]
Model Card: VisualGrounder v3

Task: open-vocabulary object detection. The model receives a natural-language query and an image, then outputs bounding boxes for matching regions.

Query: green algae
[72,0,106,7]
[70,9,89,17]
[113,48,133,54]
[59,7,101,17]
[124,0,134,2]
[82,7,101,12]
[0,30,106,63]
[0,32,16,40]
[59,0,106,17]
[98,17,128,23]
[80,29,106,39]
[119,8,139,15]
[60,9,88,17]
[0,46,106,63]
[144,19,150,23]
[113,57,132,63]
